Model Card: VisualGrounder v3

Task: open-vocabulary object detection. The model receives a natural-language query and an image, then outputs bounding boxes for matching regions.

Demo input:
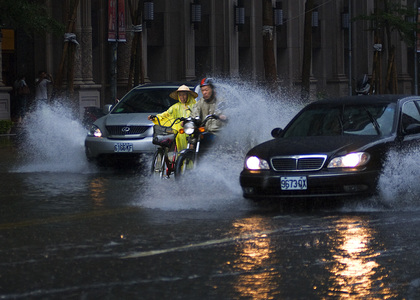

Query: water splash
[140,80,420,211]
[377,146,420,209]
[139,80,303,210]
[14,100,94,173]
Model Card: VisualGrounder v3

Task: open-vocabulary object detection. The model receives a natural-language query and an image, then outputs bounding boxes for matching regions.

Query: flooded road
[1,93,420,299]
[1,137,420,299]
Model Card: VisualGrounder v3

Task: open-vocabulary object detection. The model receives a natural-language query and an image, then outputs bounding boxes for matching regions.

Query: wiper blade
[363,106,381,135]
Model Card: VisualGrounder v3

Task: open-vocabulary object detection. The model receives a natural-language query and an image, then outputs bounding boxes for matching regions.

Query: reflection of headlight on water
[184,122,195,135]
[326,217,395,298]
[231,216,279,299]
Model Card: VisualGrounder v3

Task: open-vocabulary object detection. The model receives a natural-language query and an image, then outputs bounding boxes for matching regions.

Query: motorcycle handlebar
[151,115,184,127]
[204,114,227,122]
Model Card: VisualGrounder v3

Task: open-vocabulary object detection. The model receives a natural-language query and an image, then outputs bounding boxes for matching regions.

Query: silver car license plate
[114,143,133,153]
[281,176,307,190]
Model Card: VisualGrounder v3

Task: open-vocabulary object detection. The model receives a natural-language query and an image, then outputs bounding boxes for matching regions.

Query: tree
[0,0,64,36]
[355,0,416,94]
[54,0,80,97]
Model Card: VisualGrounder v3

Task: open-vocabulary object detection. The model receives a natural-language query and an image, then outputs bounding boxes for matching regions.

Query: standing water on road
[7,83,420,211]
[2,83,420,299]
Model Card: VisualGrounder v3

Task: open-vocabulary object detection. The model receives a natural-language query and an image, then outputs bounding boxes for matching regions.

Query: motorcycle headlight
[327,152,370,168]
[184,122,196,135]
[245,156,270,170]
[88,125,102,137]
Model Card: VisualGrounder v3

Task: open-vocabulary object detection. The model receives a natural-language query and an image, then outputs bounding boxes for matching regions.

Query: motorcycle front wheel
[151,148,166,178]
[174,150,195,179]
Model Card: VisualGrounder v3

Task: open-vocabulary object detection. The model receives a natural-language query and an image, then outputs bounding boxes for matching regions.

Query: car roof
[312,94,420,106]
[132,81,198,90]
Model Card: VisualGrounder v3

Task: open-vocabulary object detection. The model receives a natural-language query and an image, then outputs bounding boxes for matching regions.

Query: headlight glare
[327,152,370,168]
[245,156,270,170]
[184,122,195,135]
[88,125,102,137]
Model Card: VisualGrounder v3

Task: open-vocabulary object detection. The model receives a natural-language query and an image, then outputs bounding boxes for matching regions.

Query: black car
[240,95,420,200]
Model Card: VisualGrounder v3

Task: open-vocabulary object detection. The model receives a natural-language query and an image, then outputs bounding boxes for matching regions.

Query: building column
[228,0,240,78]
[185,0,196,81]
[397,37,412,94]
[117,21,131,91]
[208,0,216,73]
[0,31,13,120]
[326,0,349,97]
[74,0,101,116]
[249,1,264,82]
[287,0,317,99]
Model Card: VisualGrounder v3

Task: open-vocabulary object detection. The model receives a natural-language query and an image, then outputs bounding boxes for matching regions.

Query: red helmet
[200,77,214,88]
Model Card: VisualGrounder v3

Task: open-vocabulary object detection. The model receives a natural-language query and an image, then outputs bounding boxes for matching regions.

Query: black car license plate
[281,176,307,190]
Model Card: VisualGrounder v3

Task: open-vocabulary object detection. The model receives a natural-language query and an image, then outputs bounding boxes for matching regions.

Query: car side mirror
[103,104,113,114]
[271,127,283,138]
[404,123,420,135]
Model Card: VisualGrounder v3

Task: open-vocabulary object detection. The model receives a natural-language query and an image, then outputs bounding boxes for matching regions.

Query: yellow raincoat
[152,94,196,151]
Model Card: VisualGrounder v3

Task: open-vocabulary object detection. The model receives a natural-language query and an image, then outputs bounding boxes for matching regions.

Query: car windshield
[111,88,178,114]
[283,102,396,137]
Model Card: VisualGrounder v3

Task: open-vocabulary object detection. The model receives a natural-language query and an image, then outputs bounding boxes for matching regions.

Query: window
[401,101,420,134]
[283,103,395,137]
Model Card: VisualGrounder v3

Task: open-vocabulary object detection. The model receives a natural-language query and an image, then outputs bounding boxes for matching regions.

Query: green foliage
[0,0,64,36]
[353,0,417,46]
[0,120,14,134]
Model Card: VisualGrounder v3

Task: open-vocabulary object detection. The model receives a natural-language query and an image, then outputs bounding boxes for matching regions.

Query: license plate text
[114,143,133,153]
[281,176,307,190]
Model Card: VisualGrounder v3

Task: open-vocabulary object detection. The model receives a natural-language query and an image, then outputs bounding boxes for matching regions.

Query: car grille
[271,155,327,171]
[106,125,150,135]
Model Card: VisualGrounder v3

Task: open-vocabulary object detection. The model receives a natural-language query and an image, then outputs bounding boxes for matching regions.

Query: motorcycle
[174,114,222,179]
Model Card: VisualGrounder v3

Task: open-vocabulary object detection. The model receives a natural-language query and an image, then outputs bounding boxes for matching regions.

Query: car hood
[247,135,392,158]
[95,113,153,127]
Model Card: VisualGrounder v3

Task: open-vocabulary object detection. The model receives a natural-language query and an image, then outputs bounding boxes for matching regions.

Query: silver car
[85,82,198,164]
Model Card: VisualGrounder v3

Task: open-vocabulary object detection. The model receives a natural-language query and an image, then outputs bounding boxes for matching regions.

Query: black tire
[174,150,195,179]
[151,148,166,178]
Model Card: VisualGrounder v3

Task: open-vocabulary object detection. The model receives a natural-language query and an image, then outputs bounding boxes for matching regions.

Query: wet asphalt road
[1,138,420,299]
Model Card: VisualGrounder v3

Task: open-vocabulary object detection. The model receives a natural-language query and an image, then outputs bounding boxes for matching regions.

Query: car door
[399,100,420,146]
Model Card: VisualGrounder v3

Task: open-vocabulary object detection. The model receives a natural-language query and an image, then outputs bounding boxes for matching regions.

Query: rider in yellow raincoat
[148,85,197,152]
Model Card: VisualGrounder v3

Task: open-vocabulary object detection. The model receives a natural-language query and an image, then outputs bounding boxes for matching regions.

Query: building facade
[0,0,417,121]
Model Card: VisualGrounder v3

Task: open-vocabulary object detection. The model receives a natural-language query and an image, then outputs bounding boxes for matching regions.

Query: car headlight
[88,125,102,137]
[183,122,195,135]
[327,152,370,168]
[245,156,270,170]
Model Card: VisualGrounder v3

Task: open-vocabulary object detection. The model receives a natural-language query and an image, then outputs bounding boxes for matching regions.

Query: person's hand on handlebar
[148,115,156,121]
[219,114,227,121]
[211,114,227,121]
